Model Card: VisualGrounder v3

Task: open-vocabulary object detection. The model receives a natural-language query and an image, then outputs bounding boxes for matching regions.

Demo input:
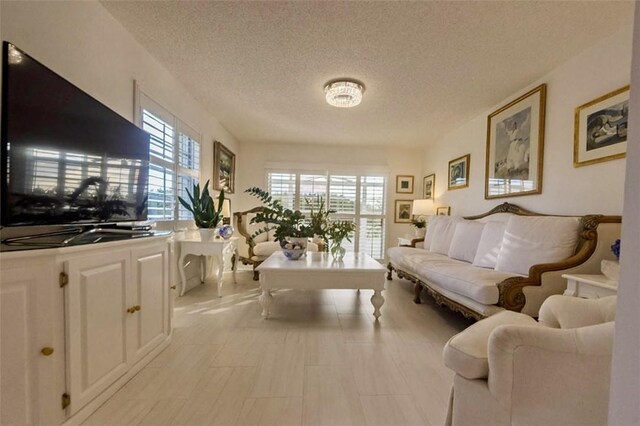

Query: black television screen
[1,42,150,226]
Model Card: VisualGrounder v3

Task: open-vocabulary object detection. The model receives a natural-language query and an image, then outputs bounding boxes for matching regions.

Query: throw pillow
[423,215,441,251]
[472,221,507,269]
[448,221,486,263]
[495,216,581,276]
[430,217,459,255]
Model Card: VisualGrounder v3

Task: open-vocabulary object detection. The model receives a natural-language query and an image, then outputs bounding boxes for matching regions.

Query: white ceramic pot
[601,259,620,282]
[414,228,426,238]
[198,228,216,242]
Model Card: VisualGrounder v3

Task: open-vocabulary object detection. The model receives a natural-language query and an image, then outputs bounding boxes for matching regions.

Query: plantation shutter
[267,172,297,210]
[329,175,357,214]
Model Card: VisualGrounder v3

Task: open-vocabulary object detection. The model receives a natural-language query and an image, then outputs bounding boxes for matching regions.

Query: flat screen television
[1,42,150,226]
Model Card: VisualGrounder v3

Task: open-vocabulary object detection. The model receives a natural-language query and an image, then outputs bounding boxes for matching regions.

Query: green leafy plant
[306,195,335,245]
[327,220,357,244]
[410,217,426,229]
[245,187,313,241]
[178,180,225,228]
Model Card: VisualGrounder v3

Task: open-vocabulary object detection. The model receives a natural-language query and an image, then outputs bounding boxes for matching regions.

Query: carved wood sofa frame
[386,202,621,321]
[234,206,267,281]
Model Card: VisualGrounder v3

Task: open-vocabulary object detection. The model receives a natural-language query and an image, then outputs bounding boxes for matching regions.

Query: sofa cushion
[387,247,451,273]
[424,215,442,250]
[472,222,507,269]
[415,260,519,304]
[253,241,281,256]
[448,221,486,263]
[430,217,459,255]
[495,216,581,275]
[443,310,538,379]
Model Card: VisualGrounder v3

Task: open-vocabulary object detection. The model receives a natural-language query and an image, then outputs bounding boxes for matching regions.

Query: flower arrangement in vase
[178,180,225,241]
[327,220,357,262]
[306,195,335,250]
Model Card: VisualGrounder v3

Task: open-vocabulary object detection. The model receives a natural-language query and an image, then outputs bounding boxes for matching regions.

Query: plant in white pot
[327,220,357,262]
[178,180,225,241]
[410,217,427,238]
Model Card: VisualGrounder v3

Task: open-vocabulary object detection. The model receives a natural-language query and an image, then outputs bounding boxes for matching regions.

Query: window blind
[329,175,357,214]
[267,172,296,210]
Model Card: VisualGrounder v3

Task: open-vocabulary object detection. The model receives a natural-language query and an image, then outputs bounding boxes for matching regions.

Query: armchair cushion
[443,310,537,379]
[538,295,616,329]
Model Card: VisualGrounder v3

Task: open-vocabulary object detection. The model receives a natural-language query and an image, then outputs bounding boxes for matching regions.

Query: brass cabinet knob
[127,306,136,314]
[135,305,141,311]
[170,285,177,290]
[41,347,54,356]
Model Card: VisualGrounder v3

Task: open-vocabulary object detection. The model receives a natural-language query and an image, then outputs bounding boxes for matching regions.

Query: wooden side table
[562,274,618,299]
[397,237,424,247]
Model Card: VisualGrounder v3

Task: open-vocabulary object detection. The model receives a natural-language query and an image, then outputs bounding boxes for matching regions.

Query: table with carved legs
[256,251,387,319]
[177,237,238,297]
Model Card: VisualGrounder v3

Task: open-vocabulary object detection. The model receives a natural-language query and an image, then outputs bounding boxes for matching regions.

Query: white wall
[421,26,633,217]
[236,142,425,254]
[609,7,640,425]
[0,0,240,229]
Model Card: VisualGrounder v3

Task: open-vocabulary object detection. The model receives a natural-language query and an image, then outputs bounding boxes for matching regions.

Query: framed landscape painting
[436,206,451,216]
[396,175,414,193]
[213,141,236,193]
[423,174,435,200]
[448,154,470,190]
[574,85,629,167]
[485,84,546,199]
[394,200,412,223]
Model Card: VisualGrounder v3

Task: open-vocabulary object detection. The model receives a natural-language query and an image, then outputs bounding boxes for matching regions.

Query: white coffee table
[256,251,387,319]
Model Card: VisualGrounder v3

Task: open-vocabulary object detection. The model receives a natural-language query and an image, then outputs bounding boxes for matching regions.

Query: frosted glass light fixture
[324,80,365,108]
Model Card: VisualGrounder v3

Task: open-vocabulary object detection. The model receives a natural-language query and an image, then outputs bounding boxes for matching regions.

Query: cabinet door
[65,250,130,415]
[0,258,64,425]
[128,243,170,364]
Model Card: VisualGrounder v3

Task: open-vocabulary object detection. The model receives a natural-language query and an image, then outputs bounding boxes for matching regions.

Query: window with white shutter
[265,170,386,259]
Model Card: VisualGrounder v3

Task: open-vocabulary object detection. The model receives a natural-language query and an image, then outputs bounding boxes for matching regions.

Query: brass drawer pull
[41,347,54,356]
[135,305,141,312]
[170,285,177,290]
[127,305,141,314]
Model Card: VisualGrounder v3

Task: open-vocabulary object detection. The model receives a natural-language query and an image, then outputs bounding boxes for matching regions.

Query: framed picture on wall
[396,175,414,193]
[448,154,470,190]
[423,174,435,200]
[213,141,236,193]
[485,84,546,199]
[394,200,413,223]
[436,206,451,216]
[574,85,629,167]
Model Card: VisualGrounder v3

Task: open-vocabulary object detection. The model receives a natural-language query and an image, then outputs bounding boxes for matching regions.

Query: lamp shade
[221,199,231,218]
[412,199,434,216]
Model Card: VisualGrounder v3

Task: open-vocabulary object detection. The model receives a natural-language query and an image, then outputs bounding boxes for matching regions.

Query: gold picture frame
[448,154,470,190]
[396,175,414,193]
[213,141,236,193]
[423,174,435,200]
[394,200,413,223]
[485,84,546,199]
[436,206,451,216]
[574,85,629,167]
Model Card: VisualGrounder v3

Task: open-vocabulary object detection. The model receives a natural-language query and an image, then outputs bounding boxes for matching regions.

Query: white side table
[177,237,238,297]
[562,274,618,299]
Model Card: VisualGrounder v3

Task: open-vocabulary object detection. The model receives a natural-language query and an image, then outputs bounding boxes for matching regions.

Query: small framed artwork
[423,174,435,200]
[394,200,413,223]
[396,175,414,193]
[448,154,470,190]
[213,141,236,193]
[436,206,451,216]
[485,84,546,199]
[574,85,629,167]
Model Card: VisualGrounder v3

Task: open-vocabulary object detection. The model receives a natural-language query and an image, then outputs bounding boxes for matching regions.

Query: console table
[177,236,238,296]
[256,251,387,319]
[562,273,618,299]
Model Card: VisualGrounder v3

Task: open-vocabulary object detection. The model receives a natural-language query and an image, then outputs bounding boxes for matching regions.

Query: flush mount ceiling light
[324,79,365,108]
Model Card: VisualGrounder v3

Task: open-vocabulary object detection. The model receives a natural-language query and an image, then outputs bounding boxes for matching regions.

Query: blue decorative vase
[218,224,234,240]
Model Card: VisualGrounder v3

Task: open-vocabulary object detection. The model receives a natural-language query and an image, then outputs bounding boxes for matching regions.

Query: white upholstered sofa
[386,203,621,319]
[442,295,616,425]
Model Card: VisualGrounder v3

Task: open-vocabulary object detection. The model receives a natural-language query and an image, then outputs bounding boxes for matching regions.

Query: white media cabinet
[0,234,172,425]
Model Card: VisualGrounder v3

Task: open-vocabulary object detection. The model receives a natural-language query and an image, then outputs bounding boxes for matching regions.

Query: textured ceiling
[102,1,634,147]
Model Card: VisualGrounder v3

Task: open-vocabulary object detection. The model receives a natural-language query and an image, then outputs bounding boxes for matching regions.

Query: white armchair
[443,295,616,426]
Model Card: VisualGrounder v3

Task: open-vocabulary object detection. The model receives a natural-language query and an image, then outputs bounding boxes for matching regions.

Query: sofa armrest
[487,322,614,414]
[443,311,538,379]
[538,295,616,328]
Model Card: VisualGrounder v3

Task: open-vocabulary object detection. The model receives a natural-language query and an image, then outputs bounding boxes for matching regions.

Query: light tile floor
[83,268,472,425]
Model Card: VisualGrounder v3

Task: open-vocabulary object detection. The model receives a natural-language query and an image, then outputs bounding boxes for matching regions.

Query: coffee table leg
[260,289,273,319]
[371,289,385,319]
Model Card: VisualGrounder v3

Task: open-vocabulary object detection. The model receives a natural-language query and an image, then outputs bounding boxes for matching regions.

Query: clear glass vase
[330,240,346,261]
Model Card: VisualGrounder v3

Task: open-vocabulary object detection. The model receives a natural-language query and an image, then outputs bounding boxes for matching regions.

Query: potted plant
[410,217,427,238]
[306,195,335,250]
[245,187,313,259]
[327,220,357,261]
[178,180,225,241]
